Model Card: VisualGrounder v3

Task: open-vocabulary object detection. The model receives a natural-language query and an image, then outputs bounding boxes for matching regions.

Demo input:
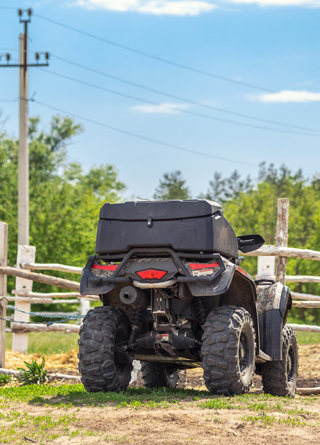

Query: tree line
[1,116,319,324]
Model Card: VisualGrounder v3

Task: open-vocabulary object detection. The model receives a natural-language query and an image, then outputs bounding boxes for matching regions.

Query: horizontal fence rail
[22,262,82,274]
[10,321,80,333]
[244,245,320,261]
[255,274,320,283]
[0,266,80,291]
[288,324,320,333]
[11,290,99,301]
[291,292,320,301]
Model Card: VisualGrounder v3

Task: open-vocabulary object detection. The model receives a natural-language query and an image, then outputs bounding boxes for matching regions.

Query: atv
[78,199,298,396]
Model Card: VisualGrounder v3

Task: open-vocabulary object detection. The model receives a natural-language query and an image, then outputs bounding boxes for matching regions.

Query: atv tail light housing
[136,269,167,280]
[188,262,220,277]
[91,261,119,278]
[93,264,118,271]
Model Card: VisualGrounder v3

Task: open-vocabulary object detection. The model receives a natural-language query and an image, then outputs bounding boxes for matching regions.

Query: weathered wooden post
[12,245,36,353]
[275,198,289,285]
[0,222,8,368]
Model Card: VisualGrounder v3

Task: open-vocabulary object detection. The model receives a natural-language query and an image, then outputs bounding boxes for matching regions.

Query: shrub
[0,373,11,386]
[17,358,48,385]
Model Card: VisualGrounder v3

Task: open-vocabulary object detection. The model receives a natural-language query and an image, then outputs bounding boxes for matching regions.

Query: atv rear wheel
[78,306,133,393]
[261,325,298,397]
[201,305,256,395]
[141,362,180,388]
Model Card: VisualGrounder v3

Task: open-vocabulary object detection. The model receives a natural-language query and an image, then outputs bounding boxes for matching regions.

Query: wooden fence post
[0,223,8,368]
[12,245,36,353]
[276,198,289,285]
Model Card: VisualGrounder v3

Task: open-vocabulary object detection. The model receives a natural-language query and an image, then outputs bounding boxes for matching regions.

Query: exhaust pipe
[120,286,150,308]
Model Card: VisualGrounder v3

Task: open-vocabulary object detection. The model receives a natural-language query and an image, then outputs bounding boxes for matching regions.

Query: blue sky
[0,0,319,199]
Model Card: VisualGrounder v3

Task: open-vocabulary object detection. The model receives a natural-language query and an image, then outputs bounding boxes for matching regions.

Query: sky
[0,0,319,200]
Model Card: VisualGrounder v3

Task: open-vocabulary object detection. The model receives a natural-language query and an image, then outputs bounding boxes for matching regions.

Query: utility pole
[0,8,49,245]
[0,9,49,353]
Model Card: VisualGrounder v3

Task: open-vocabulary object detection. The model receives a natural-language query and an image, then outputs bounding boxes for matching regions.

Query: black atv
[79,199,298,396]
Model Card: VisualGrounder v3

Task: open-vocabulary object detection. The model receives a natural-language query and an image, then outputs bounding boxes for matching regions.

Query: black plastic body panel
[124,259,178,282]
[95,200,239,259]
[187,263,235,297]
[258,286,292,360]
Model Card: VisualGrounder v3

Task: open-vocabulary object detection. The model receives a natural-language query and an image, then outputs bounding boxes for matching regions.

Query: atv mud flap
[256,283,292,360]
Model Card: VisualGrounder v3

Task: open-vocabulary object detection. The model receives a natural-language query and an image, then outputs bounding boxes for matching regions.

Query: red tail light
[136,269,167,280]
[188,262,219,277]
[93,264,118,271]
[188,263,219,270]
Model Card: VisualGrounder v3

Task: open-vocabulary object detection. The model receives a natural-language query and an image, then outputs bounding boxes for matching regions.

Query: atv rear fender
[256,282,292,360]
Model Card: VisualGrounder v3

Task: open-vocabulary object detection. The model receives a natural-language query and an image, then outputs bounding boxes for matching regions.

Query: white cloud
[132,103,189,113]
[75,0,216,15]
[296,81,313,87]
[254,90,320,103]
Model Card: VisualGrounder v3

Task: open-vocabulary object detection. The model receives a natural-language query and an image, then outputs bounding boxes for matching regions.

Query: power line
[50,55,320,135]
[0,6,18,10]
[34,13,274,93]
[33,99,258,167]
[41,68,320,138]
[3,45,319,135]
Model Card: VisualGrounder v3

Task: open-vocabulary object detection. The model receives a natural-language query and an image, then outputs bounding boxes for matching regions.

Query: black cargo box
[95,199,238,259]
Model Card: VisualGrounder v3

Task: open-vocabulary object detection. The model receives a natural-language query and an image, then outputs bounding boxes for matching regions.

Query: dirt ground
[2,344,320,444]
[1,395,320,444]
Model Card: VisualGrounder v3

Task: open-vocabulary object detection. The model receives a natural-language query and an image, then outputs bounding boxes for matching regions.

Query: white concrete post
[12,245,36,353]
[0,222,8,368]
[257,245,275,280]
[79,298,90,324]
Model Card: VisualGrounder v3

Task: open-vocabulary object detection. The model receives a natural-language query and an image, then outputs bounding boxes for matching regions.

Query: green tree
[0,115,126,294]
[201,170,252,203]
[205,163,320,324]
[154,170,191,200]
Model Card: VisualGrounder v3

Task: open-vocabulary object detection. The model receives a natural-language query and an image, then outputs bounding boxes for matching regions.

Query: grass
[0,384,210,408]
[5,326,320,357]
[295,331,320,344]
[5,332,79,355]
[0,409,79,444]
[0,384,319,412]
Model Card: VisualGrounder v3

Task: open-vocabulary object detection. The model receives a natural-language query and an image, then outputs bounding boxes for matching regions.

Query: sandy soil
[5,343,320,389]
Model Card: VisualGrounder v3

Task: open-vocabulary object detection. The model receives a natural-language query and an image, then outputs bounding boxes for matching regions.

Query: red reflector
[136,269,167,280]
[93,264,118,271]
[188,262,219,270]
[238,267,247,276]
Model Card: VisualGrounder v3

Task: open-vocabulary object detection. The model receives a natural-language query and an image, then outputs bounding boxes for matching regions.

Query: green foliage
[17,358,48,385]
[201,170,252,202]
[0,374,11,386]
[204,163,320,324]
[0,115,126,295]
[154,170,191,200]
